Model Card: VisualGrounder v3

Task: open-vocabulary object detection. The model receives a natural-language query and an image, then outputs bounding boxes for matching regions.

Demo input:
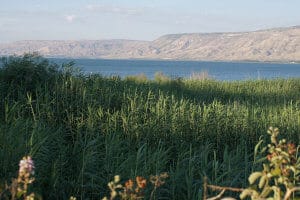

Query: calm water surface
[51,58,300,81]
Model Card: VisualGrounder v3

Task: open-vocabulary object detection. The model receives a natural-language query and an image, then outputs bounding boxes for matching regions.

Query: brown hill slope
[1,26,300,62]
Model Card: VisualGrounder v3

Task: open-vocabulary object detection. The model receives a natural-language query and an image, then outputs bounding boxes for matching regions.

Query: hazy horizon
[1,24,300,43]
[1,0,300,43]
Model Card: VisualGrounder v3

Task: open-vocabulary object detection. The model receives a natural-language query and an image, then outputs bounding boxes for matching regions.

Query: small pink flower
[19,156,35,175]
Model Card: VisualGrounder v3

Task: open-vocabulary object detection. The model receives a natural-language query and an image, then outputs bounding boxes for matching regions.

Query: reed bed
[1,54,300,199]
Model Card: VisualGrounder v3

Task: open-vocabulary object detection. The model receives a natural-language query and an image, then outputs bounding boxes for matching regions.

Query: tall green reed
[1,54,300,199]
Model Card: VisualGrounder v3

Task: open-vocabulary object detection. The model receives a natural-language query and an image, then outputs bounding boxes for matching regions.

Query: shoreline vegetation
[44,55,300,64]
[45,56,300,65]
[1,53,300,199]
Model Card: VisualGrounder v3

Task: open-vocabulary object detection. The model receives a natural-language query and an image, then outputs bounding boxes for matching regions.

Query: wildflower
[114,175,120,183]
[15,156,36,199]
[125,179,134,190]
[150,173,168,187]
[267,153,276,161]
[287,143,296,155]
[19,156,35,176]
[136,176,147,189]
[111,190,117,199]
[25,193,35,200]
[282,167,290,176]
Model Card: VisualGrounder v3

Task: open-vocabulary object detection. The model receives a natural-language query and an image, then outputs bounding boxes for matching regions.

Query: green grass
[1,54,300,199]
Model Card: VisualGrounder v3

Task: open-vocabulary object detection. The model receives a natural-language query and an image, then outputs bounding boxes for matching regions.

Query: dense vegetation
[1,54,300,199]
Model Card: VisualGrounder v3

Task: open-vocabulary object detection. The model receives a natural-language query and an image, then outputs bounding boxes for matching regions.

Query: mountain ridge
[1,26,300,62]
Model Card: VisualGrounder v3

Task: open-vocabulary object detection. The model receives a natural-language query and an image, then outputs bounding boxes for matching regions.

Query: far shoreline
[45,56,300,65]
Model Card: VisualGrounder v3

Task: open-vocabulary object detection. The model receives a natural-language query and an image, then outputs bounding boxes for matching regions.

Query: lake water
[51,58,300,81]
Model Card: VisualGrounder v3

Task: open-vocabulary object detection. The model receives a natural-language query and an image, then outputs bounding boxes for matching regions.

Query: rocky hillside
[1,26,300,62]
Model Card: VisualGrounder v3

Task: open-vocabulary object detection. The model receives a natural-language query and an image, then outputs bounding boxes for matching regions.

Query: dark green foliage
[1,54,300,199]
[0,53,60,95]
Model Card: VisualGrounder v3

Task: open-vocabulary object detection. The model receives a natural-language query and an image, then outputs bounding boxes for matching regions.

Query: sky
[0,0,300,42]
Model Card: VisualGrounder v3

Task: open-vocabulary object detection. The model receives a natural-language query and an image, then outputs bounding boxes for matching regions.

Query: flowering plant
[0,156,36,200]
[240,127,300,200]
[102,173,168,200]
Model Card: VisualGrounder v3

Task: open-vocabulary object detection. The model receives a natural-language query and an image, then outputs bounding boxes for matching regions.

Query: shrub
[204,127,300,199]
[124,73,148,83]
[154,72,170,83]
[101,173,168,200]
[240,127,300,200]
[0,53,61,94]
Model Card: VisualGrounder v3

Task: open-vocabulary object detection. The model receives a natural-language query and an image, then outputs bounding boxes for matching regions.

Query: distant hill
[1,26,300,62]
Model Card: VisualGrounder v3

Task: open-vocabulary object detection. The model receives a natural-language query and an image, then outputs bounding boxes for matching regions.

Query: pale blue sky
[0,0,299,42]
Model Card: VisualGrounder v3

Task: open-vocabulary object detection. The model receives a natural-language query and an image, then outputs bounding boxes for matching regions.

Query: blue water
[51,58,300,81]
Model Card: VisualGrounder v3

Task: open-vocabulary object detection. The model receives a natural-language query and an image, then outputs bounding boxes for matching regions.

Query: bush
[240,127,300,200]
[154,72,170,83]
[124,73,148,83]
[0,53,80,101]
[0,53,60,96]
[204,127,300,200]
